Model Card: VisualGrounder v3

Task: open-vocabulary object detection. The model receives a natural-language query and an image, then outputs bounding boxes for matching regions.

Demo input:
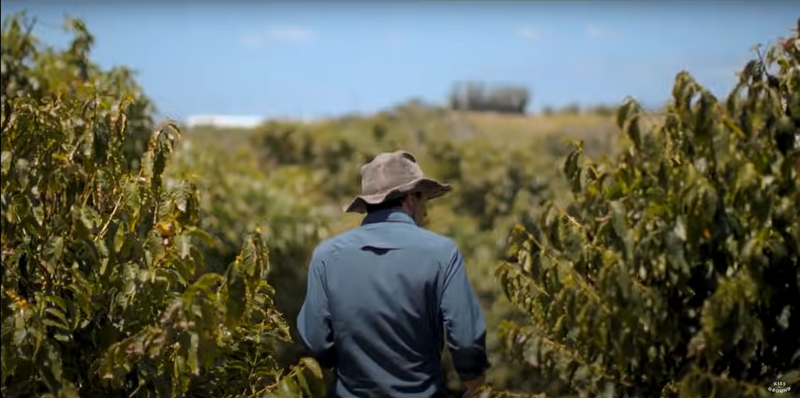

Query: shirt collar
[361,208,417,226]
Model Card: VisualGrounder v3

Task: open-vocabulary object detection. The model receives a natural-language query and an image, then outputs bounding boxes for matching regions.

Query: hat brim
[343,177,451,214]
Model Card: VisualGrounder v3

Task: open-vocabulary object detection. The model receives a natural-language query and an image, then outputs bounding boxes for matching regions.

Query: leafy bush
[495,21,800,398]
[1,14,322,398]
[427,139,552,230]
[166,131,331,367]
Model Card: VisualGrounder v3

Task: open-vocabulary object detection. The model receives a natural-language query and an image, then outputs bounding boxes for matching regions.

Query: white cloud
[241,26,316,48]
[267,26,316,41]
[586,25,614,39]
[517,26,540,41]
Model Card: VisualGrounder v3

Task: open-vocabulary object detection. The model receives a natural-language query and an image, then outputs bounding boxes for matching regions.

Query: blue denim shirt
[297,209,489,398]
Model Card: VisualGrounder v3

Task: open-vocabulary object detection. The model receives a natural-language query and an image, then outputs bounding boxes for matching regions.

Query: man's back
[297,209,489,398]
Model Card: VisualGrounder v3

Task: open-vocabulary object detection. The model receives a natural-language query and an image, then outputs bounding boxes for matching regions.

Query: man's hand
[462,375,485,398]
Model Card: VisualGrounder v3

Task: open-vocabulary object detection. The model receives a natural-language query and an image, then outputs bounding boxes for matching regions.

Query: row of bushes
[2,12,798,398]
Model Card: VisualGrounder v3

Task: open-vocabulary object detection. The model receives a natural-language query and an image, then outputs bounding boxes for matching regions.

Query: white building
[183,115,266,129]
[183,114,320,129]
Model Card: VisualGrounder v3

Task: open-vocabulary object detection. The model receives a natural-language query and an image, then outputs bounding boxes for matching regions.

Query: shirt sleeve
[297,248,336,368]
[439,244,490,381]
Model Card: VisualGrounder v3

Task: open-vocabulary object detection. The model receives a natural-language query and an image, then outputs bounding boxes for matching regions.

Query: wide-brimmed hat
[344,150,451,214]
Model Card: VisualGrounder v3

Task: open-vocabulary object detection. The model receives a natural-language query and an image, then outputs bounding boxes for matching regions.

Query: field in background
[174,102,641,391]
[181,104,663,244]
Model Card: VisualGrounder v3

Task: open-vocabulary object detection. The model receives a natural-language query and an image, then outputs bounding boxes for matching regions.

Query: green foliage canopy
[495,21,800,398]
[1,14,323,398]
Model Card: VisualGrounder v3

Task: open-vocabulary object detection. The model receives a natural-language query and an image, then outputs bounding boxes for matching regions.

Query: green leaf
[0,150,12,173]
[294,370,310,395]
[123,179,141,224]
[185,226,215,246]
[277,376,300,397]
[187,332,199,375]
[80,206,102,230]
[32,204,45,226]
[300,357,323,379]
[563,143,584,194]
[625,115,642,150]
[224,263,246,327]
[43,236,65,267]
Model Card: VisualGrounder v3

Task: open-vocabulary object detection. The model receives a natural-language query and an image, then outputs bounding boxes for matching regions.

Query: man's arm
[439,244,490,389]
[297,249,336,368]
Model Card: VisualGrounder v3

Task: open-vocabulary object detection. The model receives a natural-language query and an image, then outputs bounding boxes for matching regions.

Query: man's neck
[361,208,416,226]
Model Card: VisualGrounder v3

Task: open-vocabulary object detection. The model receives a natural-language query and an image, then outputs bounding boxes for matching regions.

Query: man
[297,150,490,398]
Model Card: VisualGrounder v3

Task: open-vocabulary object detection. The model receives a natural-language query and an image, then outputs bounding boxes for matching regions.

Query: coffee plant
[495,20,800,398]
[1,14,323,398]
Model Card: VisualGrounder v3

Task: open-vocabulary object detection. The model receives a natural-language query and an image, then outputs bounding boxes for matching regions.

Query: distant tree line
[448,81,530,115]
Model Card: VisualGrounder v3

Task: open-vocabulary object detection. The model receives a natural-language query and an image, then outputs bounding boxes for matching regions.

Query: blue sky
[1,1,797,120]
